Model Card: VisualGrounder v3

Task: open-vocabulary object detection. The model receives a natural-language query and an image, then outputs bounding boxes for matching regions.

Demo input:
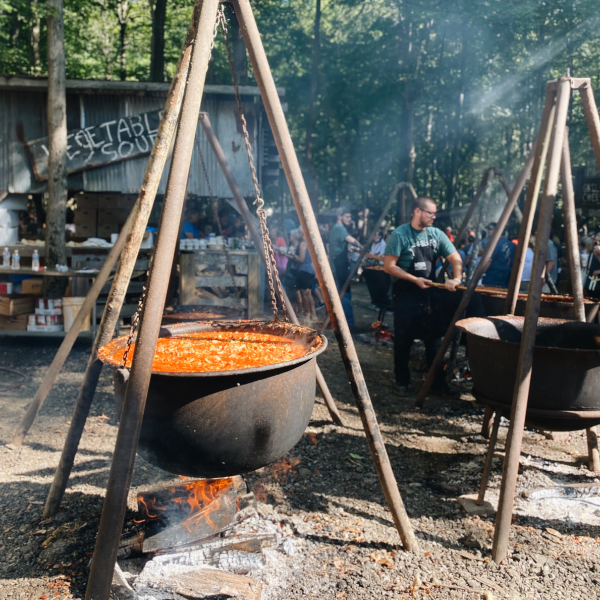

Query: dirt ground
[1,282,600,599]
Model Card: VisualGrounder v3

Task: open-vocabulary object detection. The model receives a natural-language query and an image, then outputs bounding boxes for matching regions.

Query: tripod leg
[492,77,571,564]
[477,411,501,505]
[85,1,221,598]
[481,406,494,439]
[233,0,418,552]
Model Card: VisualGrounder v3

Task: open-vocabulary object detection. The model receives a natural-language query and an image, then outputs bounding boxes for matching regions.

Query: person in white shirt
[520,239,535,291]
[368,230,387,264]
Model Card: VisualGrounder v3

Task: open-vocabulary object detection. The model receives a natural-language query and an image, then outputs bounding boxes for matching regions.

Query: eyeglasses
[420,208,437,217]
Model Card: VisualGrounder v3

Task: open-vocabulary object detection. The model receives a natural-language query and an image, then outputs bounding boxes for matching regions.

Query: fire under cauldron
[99,320,327,478]
[478,289,599,321]
[456,316,600,431]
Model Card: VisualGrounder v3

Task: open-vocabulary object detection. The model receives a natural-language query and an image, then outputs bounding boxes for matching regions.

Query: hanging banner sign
[26,110,162,181]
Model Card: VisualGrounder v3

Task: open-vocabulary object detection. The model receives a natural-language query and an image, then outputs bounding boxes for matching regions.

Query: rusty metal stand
[198,112,343,426]
[477,410,502,505]
[83,2,417,597]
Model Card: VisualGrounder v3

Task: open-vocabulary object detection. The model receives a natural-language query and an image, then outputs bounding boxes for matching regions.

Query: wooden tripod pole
[504,90,557,314]
[85,1,221,596]
[198,112,343,426]
[318,182,405,333]
[233,0,418,552]
[492,77,571,563]
[42,4,200,519]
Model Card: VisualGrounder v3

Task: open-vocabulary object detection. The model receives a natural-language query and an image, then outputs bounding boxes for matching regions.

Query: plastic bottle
[11,249,20,270]
[2,247,9,267]
[32,249,40,271]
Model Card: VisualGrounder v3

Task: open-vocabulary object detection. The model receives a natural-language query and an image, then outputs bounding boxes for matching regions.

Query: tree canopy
[2,0,600,215]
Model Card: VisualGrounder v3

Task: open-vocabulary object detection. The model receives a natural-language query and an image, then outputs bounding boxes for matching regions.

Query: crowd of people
[183,196,600,397]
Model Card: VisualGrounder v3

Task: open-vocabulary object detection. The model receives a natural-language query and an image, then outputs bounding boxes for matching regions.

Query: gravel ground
[1,283,600,599]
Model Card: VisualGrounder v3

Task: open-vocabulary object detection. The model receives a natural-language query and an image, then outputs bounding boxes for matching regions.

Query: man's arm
[444,251,463,291]
[383,255,431,290]
[345,234,362,248]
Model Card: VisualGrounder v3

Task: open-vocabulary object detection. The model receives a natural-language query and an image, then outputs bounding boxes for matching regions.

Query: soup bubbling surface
[99,329,320,373]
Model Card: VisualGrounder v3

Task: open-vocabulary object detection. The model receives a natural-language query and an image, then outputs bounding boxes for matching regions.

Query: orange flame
[137,477,235,535]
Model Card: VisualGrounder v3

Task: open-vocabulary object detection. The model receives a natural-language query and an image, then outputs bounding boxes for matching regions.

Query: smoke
[470,13,600,115]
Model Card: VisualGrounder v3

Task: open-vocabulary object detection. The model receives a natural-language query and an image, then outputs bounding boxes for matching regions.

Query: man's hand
[445,278,460,292]
[414,277,432,290]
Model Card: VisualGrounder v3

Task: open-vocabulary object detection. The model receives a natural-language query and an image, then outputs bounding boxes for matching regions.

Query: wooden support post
[505,91,556,314]
[477,410,502,505]
[85,1,221,597]
[198,112,342,425]
[492,77,571,564]
[42,4,200,519]
[415,148,535,408]
[579,83,600,174]
[234,0,418,552]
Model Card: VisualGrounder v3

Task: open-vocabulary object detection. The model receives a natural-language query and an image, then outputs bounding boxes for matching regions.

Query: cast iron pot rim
[99,319,328,378]
[455,315,600,355]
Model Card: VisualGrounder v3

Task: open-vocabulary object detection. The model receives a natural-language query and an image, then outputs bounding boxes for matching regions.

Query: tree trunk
[31,0,42,74]
[117,0,129,81]
[304,0,321,210]
[45,0,68,298]
[228,6,248,85]
[149,0,167,82]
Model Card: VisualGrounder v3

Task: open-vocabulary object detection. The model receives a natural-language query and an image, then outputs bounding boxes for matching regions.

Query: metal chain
[120,14,223,368]
[218,8,288,321]
[197,145,244,315]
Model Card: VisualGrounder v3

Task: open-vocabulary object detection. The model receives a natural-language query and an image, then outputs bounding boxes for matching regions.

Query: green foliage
[2,0,600,216]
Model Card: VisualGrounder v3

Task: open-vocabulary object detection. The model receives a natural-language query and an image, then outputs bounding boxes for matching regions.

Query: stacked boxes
[74,193,137,239]
[27,298,64,332]
[0,294,35,331]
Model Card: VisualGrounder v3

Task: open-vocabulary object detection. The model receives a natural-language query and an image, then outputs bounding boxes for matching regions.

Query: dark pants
[333,256,355,327]
[392,290,442,387]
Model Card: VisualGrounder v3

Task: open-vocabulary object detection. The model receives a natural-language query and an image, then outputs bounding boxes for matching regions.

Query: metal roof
[0,76,282,198]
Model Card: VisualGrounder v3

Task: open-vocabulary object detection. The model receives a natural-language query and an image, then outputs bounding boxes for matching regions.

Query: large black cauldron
[456,316,600,431]
[100,321,327,477]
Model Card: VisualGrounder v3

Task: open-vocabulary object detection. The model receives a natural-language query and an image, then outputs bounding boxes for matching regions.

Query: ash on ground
[1,283,600,599]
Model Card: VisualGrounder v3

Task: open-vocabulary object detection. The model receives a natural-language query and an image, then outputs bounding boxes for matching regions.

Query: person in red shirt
[444,226,454,243]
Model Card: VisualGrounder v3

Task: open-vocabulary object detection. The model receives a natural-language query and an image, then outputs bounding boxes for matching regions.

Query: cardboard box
[76,223,97,237]
[22,278,43,295]
[0,313,28,330]
[97,223,119,239]
[75,194,99,209]
[97,209,121,226]
[0,294,36,315]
